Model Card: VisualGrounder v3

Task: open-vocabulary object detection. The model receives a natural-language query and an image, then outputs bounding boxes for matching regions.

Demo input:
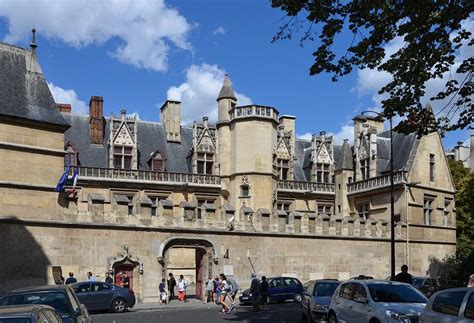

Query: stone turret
[217,74,237,124]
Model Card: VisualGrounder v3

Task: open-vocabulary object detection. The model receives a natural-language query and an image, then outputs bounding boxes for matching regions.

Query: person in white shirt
[218,273,231,314]
[177,275,187,301]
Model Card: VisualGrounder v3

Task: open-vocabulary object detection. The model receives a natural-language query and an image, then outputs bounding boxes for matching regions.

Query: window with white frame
[113,146,133,170]
[424,197,434,225]
[357,203,370,220]
[197,153,213,175]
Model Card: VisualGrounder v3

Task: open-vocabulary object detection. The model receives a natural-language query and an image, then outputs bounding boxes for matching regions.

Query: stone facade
[0,42,457,302]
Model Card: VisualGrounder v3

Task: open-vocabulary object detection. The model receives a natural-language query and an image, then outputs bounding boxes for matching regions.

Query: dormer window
[276,158,289,180]
[197,153,213,175]
[149,149,166,172]
[316,163,330,183]
[360,159,370,180]
[64,142,78,166]
[113,146,132,170]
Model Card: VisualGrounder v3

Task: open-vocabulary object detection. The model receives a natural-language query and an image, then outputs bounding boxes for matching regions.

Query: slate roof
[376,130,417,174]
[0,43,69,128]
[217,74,236,101]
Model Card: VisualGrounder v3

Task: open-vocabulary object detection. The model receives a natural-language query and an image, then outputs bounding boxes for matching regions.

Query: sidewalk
[133,299,221,311]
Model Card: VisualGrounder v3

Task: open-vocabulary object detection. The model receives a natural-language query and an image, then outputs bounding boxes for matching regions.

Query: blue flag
[54,165,70,192]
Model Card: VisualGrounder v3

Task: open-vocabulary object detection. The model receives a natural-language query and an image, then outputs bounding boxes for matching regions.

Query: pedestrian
[260,276,269,310]
[468,274,474,287]
[87,272,96,281]
[65,272,77,285]
[105,272,113,284]
[177,275,187,302]
[121,272,130,289]
[392,264,413,284]
[214,275,221,304]
[218,273,231,314]
[57,275,65,285]
[168,273,176,301]
[205,276,215,303]
[227,276,239,307]
[159,278,168,305]
[249,273,261,312]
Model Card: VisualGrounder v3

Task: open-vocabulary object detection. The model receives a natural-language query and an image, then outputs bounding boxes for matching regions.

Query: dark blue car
[239,277,304,304]
[301,279,339,322]
[71,281,135,313]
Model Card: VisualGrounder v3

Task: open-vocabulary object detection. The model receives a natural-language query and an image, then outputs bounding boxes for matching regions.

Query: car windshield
[368,284,427,303]
[314,282,339,297]
[412,278,424,287]
[2,292,73,316]
[0,319,31,323]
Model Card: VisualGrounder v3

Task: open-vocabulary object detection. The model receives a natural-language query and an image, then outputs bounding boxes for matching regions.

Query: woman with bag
[177,274,187,302]
[218,273,231,314]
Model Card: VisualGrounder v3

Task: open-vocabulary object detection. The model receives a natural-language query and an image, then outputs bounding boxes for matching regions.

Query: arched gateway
[158,237,218,300]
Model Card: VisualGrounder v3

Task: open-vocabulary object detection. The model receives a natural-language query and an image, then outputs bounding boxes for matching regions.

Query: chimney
[57,103,71,113]
[89,96,104,145]
[160,100,181,143]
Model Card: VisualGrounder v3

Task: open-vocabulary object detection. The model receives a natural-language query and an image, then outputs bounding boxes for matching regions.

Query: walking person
[159,278,168,305]
[65,272,77,285]
[392,264,413,284]
[105,272,113,284]
[218,274,231,314]
[214,275,221,304]
[87,272,96,281]
[227,276,239,308]
[249,273,261,312]
[260,276,269,310]
[205,276,215,303]
[177,275,187,302]
[468,274,474,287]
[168,273,176,301]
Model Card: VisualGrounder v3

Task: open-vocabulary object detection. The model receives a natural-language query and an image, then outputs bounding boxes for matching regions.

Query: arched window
[64,142,78,166]
[149,149,166,172]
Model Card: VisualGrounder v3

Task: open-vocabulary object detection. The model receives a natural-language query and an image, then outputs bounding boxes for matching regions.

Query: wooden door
[114,265,134,290]
[195,249,206,300]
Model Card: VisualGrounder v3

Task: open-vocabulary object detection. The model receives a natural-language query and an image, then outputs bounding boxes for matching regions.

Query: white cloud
[212,26,226,35]
[0,0,192,71]
[297,132,312,140]
[297,124,354,145]
[48,82,87,114]
[166,63,252,124]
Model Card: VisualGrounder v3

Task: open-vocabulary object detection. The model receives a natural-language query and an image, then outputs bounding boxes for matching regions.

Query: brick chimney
[57,103,71,113]
[89,96,104,144]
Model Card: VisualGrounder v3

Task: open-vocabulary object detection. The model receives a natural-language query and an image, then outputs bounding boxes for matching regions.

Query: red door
[195,249,205,300]
[114,265,134,291]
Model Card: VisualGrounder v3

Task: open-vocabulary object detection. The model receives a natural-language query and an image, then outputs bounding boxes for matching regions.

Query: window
[127,196,134,216]
[113,146,133,170]
[318,204,332,216]
[150,151,166,172]
[75,283,90,293]
[432,291,466,317]
[241,184,250,197]
[64,143,77,166]
[465,292,474,319]
[197,153,213,175]
[275,158,290,180]
[360,159,370,180]
[91,283,112,292]
[352,284,367,303]
[338,205,341,213]
[443,198,452,227]
[316,163,331,183]
[151,196,168,216]
[339,283,355,300]
[277,202,290,213]
[429,154,435,182]
[357,203,370,220]
[424,197,433,225]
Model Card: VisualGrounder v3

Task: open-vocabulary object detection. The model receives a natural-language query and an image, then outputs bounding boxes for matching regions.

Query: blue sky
[0,0,470,148]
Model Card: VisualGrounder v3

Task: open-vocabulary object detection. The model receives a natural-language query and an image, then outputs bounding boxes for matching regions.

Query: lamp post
[361,110,395,279]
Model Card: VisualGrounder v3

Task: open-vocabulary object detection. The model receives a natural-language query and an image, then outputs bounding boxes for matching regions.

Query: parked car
[328,280,428,323]
[71,281,136,313]
[0,285,91,323]
[239,277,304,305]
[0,304,63,323]
[420,287,474,322]
[301,279,339,322]
[412,276,441,298]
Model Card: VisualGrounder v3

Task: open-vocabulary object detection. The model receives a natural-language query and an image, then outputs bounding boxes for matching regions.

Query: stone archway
[107,246,144,299]
[158,237,218,300]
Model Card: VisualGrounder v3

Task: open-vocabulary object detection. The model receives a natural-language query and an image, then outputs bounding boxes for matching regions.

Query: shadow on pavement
[223,303,302,323]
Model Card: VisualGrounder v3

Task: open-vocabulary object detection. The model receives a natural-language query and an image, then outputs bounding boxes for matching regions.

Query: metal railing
[277,180,335,192]
[347,171,407,193]
[69,166,221,186]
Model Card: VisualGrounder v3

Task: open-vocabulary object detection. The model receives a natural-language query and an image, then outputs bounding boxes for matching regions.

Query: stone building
[0,40,457,302]
[445,135,474,171]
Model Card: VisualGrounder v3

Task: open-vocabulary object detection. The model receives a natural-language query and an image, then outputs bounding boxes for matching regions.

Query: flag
[54,165,70,192]
[71,167,79,197]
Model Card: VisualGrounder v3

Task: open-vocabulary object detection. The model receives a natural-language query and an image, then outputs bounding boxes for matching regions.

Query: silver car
[420,287,474,322]
[328,280,428,323]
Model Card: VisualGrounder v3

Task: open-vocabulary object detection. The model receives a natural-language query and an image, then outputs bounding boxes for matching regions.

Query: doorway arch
[158,237,218,300]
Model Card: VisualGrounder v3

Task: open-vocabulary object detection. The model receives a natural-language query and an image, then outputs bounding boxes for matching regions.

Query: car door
[74,282,92,309]
[268,278,284,301]
[302,281,314,316]
[422,290,467,323]
[282,278,297,300]
[88,282,115,310]
[350,283,370,322]
[333,282,355,322]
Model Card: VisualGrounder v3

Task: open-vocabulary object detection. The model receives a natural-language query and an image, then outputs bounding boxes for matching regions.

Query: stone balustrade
[229,105,279,122]
[347,171,407,193]
[277,180,335,193]
[69,166,221,186]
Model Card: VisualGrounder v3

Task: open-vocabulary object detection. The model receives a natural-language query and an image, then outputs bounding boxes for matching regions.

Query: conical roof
[217,74,236,101]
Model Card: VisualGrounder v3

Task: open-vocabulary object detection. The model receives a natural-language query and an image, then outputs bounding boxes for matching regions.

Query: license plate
[241,297,249,300]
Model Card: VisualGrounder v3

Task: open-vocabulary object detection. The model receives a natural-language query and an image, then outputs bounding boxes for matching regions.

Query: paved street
[91,301,302,323]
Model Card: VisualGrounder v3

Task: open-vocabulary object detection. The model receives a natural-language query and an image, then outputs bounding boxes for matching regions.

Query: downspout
[405,183,410,268]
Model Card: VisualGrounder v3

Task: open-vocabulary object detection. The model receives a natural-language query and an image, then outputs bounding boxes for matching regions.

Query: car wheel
[112,298,126,313]
[369,319,381,323]
[328,311,337,323]
[294,293,303,303]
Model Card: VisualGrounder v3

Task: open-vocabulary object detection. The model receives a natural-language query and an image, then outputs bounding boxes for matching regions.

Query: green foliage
[444,160,474,283]
[271,0,473,136]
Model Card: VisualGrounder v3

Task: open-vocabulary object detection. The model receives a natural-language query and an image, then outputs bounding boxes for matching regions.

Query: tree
[271,0,473,136]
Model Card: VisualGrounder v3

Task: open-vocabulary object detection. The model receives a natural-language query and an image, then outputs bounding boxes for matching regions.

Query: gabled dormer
[190,117,218,174]
[310,131,334,183]
[108,110,138,170]
[148,148,167,172]
[274,125,294,180]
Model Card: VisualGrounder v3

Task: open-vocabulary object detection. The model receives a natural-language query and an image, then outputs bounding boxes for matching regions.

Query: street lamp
[361,110,395,279]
